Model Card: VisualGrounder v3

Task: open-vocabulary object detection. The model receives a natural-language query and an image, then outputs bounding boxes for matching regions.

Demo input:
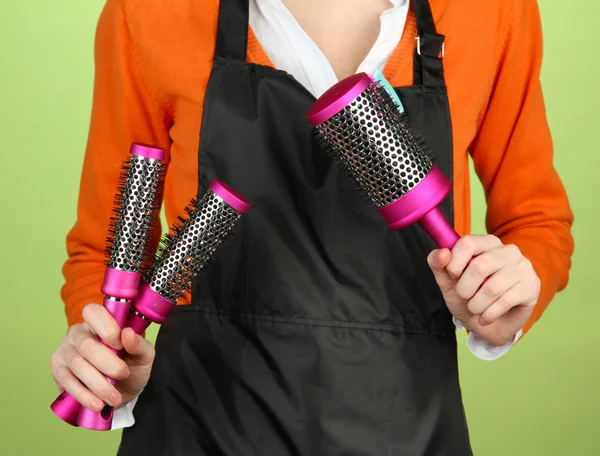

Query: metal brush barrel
[125,182,249,334]
[309,74,459,248]
[107,154,164,273]
[145,189,243,302]
[313,82,433,208]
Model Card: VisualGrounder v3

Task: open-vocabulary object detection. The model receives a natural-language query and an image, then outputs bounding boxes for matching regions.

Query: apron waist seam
[182,305,455,338]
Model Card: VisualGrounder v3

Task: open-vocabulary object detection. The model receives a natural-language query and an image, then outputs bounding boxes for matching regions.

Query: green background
[1,0,598,454]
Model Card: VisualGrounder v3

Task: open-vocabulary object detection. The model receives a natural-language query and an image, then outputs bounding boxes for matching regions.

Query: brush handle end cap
[76,406,113,431]
[130,143,166,161]
[209,179,251,214]
[307,73,373,126]
[50,391,81,427]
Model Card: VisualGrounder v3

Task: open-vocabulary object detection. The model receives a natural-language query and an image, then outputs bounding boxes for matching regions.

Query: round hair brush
[51,143,166,430]
[125,179,250,335]
[307,73,459,250]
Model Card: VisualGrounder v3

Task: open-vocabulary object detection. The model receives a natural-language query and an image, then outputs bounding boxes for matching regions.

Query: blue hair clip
[373,70,404,113]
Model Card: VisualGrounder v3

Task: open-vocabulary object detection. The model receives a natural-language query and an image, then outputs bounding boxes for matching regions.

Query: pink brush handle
[376,167,483,277]
[415,203,487,285]
[419,206,486,273]
[50,269,140,431]
[418,207,460,250]
[49,298,130,430]
[418,209,483,281]
[69,285,175,428]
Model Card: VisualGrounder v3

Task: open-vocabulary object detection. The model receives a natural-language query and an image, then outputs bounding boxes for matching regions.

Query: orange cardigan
[62,0,574,338]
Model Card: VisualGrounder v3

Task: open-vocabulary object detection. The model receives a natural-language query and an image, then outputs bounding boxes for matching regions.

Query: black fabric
[118,0,471,454]
[395,85,454,223]
[214,0,248,62]
[402,0,453,221]
[412,0,446,87]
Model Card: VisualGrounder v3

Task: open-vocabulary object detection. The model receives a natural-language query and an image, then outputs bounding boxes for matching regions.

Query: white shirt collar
[249,0,409,98]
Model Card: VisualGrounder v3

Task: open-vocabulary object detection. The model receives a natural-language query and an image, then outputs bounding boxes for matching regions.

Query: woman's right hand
[50,303,155,412]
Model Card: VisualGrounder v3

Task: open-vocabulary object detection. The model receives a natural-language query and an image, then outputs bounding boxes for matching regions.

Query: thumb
[121,328,154,365]
[427,248,455,294]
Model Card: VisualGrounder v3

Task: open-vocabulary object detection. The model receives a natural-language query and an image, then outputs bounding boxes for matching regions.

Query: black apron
[118,0,472,454]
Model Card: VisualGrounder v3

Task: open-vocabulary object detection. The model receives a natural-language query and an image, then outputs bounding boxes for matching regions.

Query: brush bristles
[313,81,435,208]
[105,155,165,273]
[144,190,243,302]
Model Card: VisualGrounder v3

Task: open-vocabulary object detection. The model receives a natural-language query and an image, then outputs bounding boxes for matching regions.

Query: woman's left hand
[427,234,540,346]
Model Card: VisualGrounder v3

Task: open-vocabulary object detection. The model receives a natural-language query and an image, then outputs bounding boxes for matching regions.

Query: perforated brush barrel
[308,73,459,249]
[101,144,166,302]
[126,179,250,332]
[147,190,242,302]
[107,153,164,273]
[311,78,434,208]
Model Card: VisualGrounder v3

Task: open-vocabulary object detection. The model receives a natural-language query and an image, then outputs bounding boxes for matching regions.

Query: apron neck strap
[214,0,249,62]
[412,0,446,87]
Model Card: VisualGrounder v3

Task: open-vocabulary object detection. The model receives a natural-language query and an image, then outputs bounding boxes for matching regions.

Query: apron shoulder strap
[412,0,446,87]
[214,0,249,62]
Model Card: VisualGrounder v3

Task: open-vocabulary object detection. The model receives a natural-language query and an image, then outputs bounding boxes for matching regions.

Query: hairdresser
[50,0,573,453]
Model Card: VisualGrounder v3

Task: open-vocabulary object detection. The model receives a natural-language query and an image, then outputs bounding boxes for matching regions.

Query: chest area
[280,0,394,79]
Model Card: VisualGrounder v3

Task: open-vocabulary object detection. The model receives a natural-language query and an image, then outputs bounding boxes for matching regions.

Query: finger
[53,364,105,412]
[455,245,521,301]
[464,264,521,315]
[121,328,155,365]
[446,235,502,279]
[82,303,123,350]
[478,281,534,326]
[71,331,130,380]
[426,248,454,294]
[67,353,123,407]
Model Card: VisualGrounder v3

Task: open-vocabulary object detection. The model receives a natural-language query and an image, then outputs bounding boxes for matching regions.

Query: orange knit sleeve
[61,0,171,327]
[469,0,574,337]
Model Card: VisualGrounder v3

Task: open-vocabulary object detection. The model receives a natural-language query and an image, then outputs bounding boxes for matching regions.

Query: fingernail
[92,399,104,411]
[109,392,120,406]
[478,317,488,326]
